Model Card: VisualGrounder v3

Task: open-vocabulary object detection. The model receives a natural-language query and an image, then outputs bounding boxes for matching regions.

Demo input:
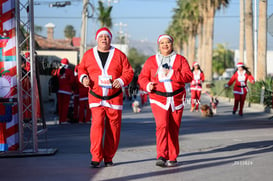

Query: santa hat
[95,27,112,41]
[25,52,30,59]
[192,61,199,67]
[61,58,69,68]
[157,34,174,44]
[236,62,244,68]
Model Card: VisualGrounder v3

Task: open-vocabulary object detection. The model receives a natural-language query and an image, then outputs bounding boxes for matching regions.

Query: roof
[34,34,78,50]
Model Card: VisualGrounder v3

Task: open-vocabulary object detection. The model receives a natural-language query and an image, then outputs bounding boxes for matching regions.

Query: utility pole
[115,22,127,44]
[79,0,89,62]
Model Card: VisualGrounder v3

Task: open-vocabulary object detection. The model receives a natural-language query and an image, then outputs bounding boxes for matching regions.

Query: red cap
[236,62,244,68]
[61,58,69,65]
[157,34,174,44]
[192,61,199,67]
[95,27,112,41]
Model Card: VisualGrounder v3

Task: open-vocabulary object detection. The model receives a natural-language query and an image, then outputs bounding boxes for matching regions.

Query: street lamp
[49,1,71,8]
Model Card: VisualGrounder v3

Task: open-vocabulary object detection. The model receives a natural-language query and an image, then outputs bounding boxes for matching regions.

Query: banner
[0,0,19,151]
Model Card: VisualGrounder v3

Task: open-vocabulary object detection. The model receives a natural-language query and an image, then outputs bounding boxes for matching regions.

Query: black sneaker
[90,161,100,168]
[166,160,178,167]
[232,111,236,115]
[104,161,114,167]
[156,157,166,167]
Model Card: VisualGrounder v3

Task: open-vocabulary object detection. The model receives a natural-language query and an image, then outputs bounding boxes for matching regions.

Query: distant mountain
[128,39,157,56]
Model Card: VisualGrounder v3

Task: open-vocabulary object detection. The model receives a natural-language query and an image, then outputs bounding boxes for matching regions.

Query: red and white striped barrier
[0,0,19,151]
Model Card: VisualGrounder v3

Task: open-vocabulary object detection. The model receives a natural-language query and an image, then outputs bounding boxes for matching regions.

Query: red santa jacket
[227,70,255,95]
[190,70,205,91]
[57,67,74,95]
[78,46,134,110]
[138,53,193,111]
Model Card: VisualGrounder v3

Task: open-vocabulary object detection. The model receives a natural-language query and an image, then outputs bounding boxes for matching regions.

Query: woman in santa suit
[190,62,205,112]
[225,62,255,116]
[78,27,134,168]
[57,58,74,124]
[138,34,193,167]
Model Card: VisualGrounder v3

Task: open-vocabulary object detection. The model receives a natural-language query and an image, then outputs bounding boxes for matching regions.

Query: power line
[24,15,241,20]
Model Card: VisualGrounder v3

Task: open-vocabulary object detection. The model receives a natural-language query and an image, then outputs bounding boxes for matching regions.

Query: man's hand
[112,79,121,88]
[82,76,90,88]
[149,82,157,91]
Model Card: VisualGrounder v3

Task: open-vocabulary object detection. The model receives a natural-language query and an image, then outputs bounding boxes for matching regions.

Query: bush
[248,77,272,108]
[211,77,273,109]
[211,80,233,98]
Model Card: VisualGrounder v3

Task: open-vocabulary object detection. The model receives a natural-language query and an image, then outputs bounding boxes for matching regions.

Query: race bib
[98,75,112,88]
[158,70,171,82]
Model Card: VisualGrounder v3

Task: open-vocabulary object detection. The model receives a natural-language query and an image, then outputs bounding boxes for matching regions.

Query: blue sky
[31,0,273,50]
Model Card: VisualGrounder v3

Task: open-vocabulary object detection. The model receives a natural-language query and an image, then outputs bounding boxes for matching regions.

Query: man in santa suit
[138,34,193,167]
[56,58,74,124]
[78,27,134,168]
[225,62,255,116]
[190,61,205,112]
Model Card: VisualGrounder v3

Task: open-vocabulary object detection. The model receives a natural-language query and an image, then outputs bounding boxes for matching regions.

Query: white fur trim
[146,82,153,92]
[117,78,124,87]
[79,74,88,83]
[96,30,112,40]
[158,35,173,43]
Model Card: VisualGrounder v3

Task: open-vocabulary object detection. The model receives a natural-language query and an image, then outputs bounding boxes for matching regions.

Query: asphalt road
[1,94,273,181]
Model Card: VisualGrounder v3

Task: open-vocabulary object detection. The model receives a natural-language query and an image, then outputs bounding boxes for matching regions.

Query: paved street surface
[1,94,273,181]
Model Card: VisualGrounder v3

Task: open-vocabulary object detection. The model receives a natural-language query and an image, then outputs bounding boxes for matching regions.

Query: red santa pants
[58,93,71,123]
[140,93,148,106]
[78,100,91,123]
[151,104,183,161]
[233,93,247,115]
[191,90,201,110]
[90,106,122,162]
[73,95,79,121]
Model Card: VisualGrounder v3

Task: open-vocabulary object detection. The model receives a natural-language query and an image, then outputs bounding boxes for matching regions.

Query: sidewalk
[1,95,273,181]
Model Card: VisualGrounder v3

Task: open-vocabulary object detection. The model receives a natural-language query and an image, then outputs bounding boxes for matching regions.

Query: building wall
[36,50,78,65]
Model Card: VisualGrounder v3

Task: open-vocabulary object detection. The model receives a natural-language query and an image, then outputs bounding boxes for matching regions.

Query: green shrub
[211,77,272,108]
[211,80,233,98]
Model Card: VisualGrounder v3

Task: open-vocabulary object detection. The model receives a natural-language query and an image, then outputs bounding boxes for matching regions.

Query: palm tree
[167,0,200,65]
[97,1,113,28]
[64,25,76,40]
[257,0,267,80]
[179,0,200,66]
[166,8,188,55]
[201,0,229,81]
[239,0,245,63]
[245,0,254,73]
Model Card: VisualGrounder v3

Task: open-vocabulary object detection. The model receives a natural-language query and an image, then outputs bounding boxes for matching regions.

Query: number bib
[98,75,112,88]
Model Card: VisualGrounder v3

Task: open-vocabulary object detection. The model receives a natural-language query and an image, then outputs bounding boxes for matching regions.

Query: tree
[127,48,148,69]
[34,25,43,33]
[257,0,267,80]
[245,0,254,73]
[239,0,245,63]
[212,43,234,76]
[201,0,229,81]
[97,1,113,28]
[64,25,76,39]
